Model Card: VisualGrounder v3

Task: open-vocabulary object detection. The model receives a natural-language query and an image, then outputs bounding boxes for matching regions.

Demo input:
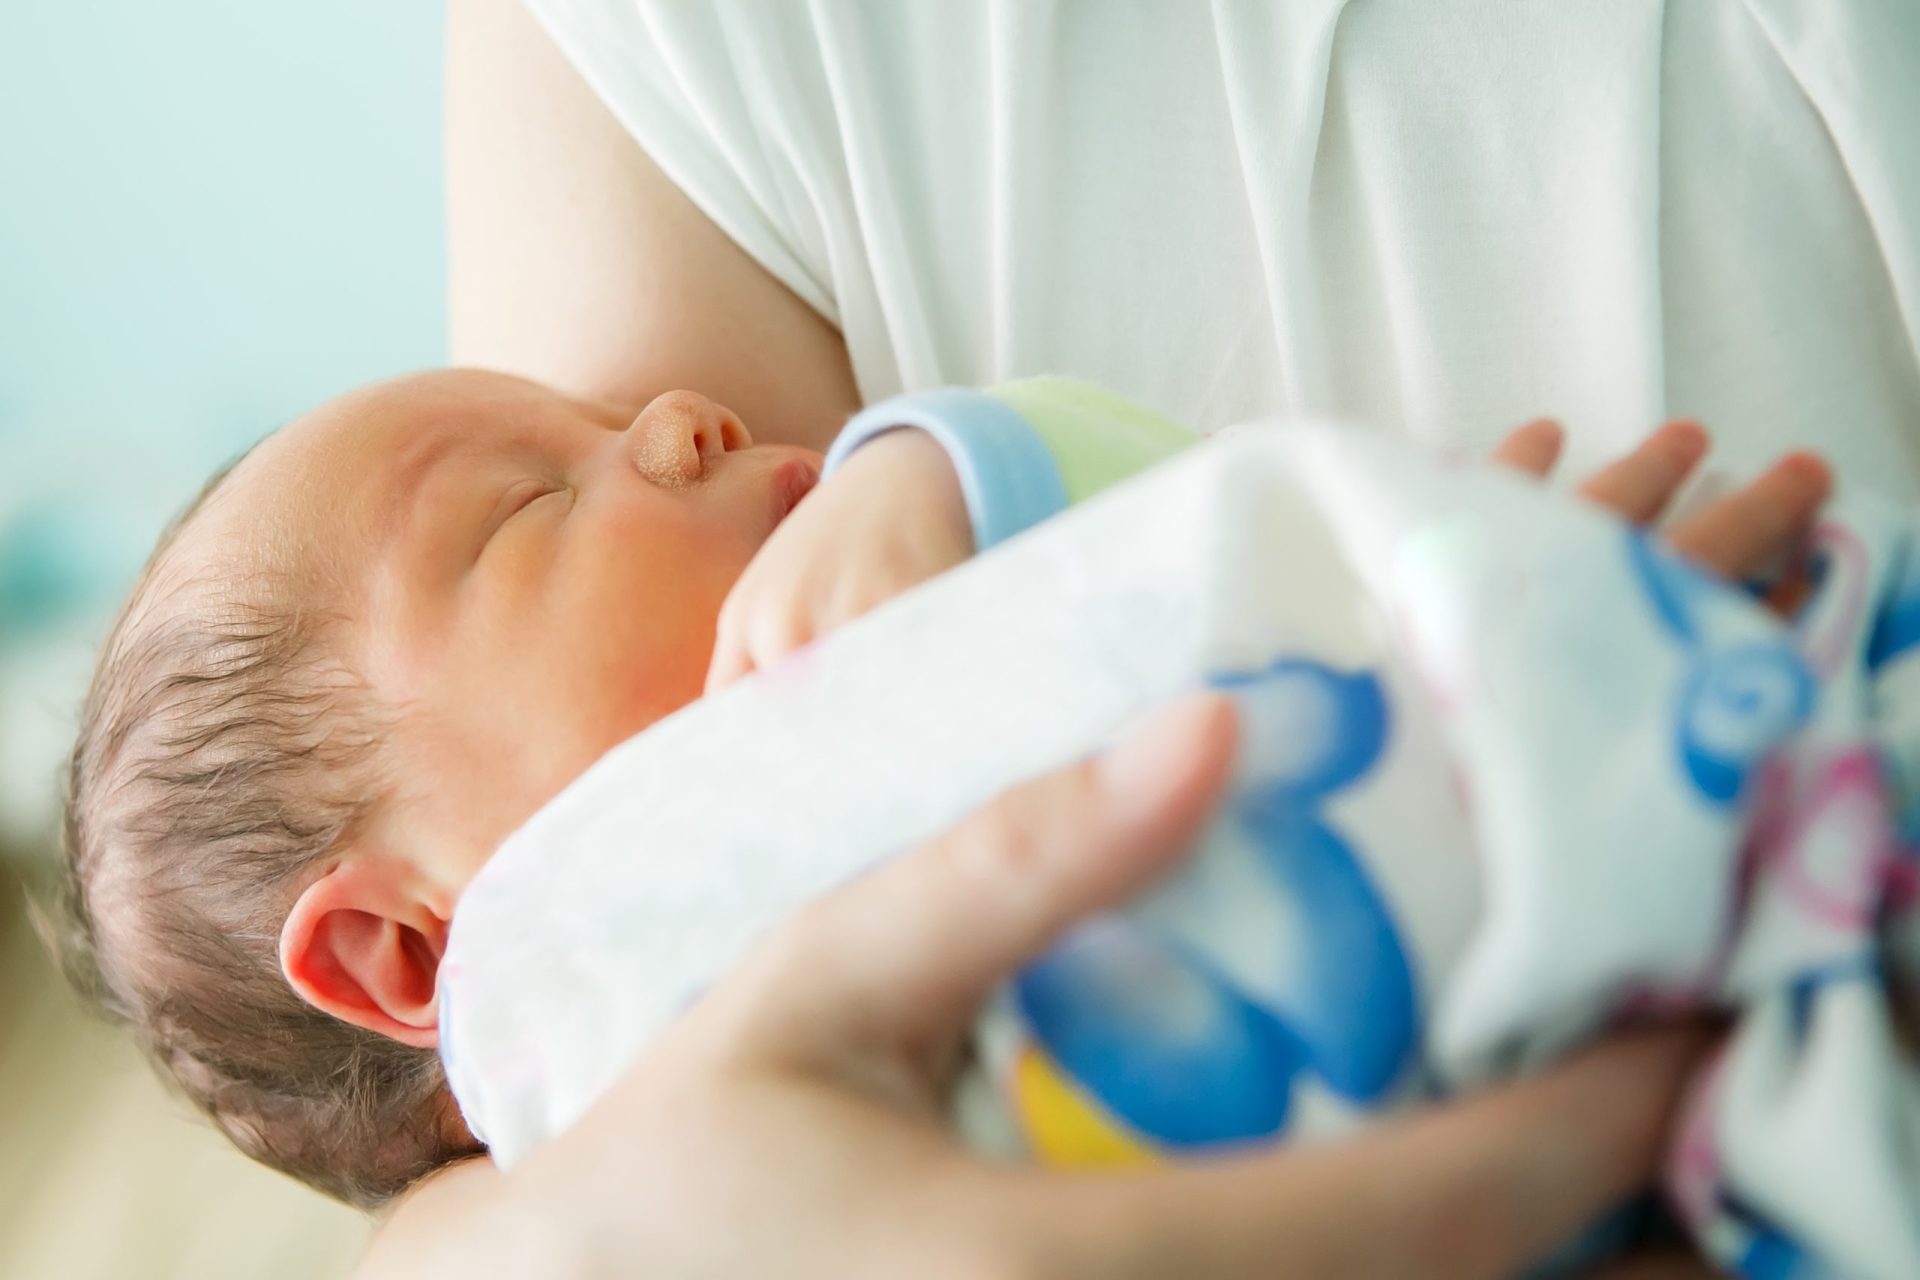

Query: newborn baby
[56,368,1829,1216]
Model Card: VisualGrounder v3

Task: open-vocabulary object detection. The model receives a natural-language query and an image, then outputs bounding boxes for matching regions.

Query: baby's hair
[50,452,480,1209]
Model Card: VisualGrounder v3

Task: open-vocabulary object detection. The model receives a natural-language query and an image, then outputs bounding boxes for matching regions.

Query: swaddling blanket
[443,426,1920,1278]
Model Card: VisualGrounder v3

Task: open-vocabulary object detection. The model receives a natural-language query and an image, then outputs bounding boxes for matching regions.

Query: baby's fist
[705,430,973,692]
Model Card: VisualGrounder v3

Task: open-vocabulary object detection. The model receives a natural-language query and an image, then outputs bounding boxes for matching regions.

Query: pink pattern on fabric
[1795,522,1871,680]
[1669,1043,1733,1232]
[1742,750,1899,932]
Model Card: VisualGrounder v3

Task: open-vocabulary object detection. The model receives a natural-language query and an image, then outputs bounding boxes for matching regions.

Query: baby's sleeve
[825,378,1196,551]
[992,377,1197,506]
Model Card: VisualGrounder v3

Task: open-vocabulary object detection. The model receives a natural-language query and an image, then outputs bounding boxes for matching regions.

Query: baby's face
[189,370,821,884]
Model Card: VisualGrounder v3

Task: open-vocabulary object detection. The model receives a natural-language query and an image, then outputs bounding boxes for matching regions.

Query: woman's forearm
[356,700,1711,1279]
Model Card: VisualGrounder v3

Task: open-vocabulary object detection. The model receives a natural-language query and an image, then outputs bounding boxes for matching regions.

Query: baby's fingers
[705,621,756,693]
[705,584,779,693]
[1577,421,1709,524]
[707,606,816,695]
[1663,452,1830,582]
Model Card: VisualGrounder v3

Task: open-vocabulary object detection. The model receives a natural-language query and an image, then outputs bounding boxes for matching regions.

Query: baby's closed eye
[481,480,568,550]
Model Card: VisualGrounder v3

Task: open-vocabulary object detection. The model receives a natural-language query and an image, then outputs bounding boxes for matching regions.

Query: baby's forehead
[216,376,481,523]
[176,370,595,593]
[160,419,381,608]
[280,369,591,487]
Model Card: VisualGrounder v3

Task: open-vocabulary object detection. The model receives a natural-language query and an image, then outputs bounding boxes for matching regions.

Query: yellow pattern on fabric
[1009,1044,1157,1167]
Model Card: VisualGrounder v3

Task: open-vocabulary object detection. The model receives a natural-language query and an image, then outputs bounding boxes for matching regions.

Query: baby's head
[56,369,820,1206]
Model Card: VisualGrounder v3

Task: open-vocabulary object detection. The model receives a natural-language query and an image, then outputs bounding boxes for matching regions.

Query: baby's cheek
[555,506,745,750]
[571,630,708,754]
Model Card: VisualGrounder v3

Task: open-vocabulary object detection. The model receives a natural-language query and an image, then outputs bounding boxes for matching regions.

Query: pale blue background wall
[0,1,446,841]
[0,5,444,1270]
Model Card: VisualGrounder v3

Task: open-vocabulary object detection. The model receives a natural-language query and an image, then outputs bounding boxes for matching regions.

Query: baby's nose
[630,390,752,486]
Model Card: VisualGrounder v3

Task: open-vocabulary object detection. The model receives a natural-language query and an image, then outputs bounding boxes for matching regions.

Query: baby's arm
[707,407,1831,692]
[707,379,1192,691]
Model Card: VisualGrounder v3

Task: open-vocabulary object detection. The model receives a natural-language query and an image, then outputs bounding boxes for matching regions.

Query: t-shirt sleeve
[824,378,1195,550]
[521,0,839,324]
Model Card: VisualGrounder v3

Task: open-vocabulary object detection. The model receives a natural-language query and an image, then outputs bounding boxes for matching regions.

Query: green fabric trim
[991,378,1195,505]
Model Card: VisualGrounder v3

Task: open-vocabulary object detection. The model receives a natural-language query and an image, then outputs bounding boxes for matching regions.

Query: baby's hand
[1492,418,1832,614]
[706,430,974,692]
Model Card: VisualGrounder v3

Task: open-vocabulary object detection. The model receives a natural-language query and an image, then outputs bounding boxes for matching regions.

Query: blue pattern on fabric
[1207,660,1416,1102]
[1787,956,1881,1046]
[1679,645,1816,805]
[1627,535,1815,807]
[1230,802,1415,1099]
[1867,539,1920,672]
[1210,660,1391,798]
[1014,923,1304,1144]
[1014,659,1416,1145]
[1724,1191,1817,1280]
[1628,532,1713,641]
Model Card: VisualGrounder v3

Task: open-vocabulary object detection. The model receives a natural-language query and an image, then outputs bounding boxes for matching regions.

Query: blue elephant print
[1720,1190,1816,1280]
[1014,922,1303,1145]
[1627,535,1814,807]
[1867,540,1920,672]
[1012,659,1418,1149]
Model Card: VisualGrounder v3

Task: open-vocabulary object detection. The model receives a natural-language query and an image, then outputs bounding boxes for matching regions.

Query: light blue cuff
[824,388,1070,550]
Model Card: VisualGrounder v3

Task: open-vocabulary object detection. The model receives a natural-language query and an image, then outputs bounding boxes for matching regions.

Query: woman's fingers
[745,695,1239,1085]
[1576,420,1710,524]
[1067,1026,1715,1280]
[1329,1026,1714,1279]
[1662,452,1831,582]
[1580,1252,1721,1279]
[1490,418,1565,477]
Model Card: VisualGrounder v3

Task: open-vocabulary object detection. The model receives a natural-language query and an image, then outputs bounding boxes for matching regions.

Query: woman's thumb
[762,694,1239,1075]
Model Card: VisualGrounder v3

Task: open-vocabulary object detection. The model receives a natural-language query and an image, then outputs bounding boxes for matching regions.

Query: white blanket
[442,428,1920,1277]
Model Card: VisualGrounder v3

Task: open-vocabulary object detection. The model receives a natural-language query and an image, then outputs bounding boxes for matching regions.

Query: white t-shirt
[525,0,1920,490]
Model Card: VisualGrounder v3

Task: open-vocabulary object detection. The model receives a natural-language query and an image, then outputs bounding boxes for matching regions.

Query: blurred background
[1,2,445,1273]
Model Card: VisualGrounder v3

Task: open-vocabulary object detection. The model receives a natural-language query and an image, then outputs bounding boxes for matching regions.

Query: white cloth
[444,430,1920,1277]
[523,0,1920,487]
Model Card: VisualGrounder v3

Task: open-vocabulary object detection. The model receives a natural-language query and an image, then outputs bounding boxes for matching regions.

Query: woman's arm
[444,0,860,450]
[356,697,1713,1280]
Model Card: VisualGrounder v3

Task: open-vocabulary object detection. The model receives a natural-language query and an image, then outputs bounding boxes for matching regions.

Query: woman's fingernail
[1780,451,1831,492]
[1656,420,1709,464]
[1097,696,1233,801]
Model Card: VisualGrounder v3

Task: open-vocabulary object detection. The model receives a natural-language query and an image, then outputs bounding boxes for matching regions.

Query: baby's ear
[279,859,450,1049]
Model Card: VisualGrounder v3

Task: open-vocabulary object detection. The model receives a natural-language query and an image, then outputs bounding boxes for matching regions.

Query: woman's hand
[1496,416,1831,610]
[360,697,1716,1279]
[706,429,974,692]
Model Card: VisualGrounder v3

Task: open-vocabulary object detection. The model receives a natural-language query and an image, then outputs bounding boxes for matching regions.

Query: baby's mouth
[768,457,819,527]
